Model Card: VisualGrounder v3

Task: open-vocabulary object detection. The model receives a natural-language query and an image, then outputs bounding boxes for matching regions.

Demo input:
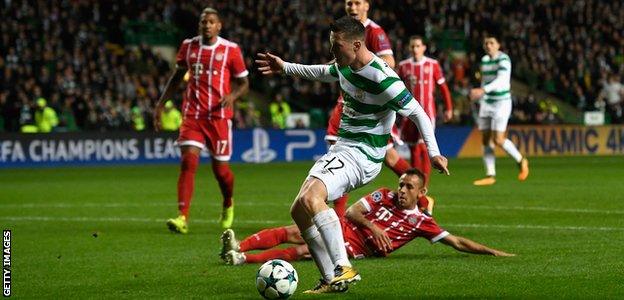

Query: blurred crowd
[1,0,623,133]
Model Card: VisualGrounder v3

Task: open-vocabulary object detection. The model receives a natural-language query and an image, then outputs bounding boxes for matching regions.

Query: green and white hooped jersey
[480,52,512,103]
[283,55,440,163]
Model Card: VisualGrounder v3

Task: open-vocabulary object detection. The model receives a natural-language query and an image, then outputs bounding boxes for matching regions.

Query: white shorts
[307,145,382,201]
[477,100,512,132]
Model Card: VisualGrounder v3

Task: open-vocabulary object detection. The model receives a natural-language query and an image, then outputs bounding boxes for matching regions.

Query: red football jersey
[397,56,446,121]
[363,19,393,57]
[342,188,448,257]
[176,36,248,120]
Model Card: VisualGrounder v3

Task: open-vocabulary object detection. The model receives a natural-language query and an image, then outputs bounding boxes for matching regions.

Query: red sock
[244,247,302,263]
[409,145,420,168]
[178,152,199,218]
[417,143,431,183]
[333,194,349,217]
[212,162,234,208]
[239,227,288,252]
[389,157,411,177]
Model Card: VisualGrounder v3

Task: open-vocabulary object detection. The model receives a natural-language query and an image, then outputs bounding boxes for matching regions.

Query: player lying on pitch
[220,168,514,293]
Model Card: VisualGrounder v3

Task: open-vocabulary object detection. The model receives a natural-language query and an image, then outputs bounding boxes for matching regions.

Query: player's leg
[239,225,294,252]
[230,245,309,265]
[332,194,348,217]
[290,189,335,284]
[474,128,497,186]
[491,102,529,180]
[415,142,431,180]
[408,144,419,168]
[168,119,205,233]
[205,119,235,229]
[211,160,235,228]
[305,147,381,290]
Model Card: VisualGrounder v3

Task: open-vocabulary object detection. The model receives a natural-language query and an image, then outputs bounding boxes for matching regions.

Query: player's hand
[431,155,450,175]
[220,94,236,110]
[153,103,164,132]
[256,52,284,75]
[469,88,485,101]
[493,250,516,257]
[443,110,453,122]
[370,225,393,253]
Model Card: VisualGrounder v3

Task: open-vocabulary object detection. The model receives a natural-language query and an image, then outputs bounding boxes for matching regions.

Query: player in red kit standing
[154,7,249,233]
[328,0,412,217]
[397,36,453,183]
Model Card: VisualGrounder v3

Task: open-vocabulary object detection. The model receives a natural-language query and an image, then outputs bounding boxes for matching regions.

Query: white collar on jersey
[401,207,420,215]
[200,36,222,49]
[363,18,371,27]
[412,56,428,65]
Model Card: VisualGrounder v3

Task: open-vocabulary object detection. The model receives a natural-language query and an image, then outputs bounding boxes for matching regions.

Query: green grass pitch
[2,156,623,298]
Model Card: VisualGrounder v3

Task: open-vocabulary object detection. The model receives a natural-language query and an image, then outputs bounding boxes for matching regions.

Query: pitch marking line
[0,216,622,231]
[2,202,624,215]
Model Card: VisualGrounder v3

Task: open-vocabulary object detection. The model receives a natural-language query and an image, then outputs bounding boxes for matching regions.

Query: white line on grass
[0,216,280,224]
[1,216,622,231]
[2,202,624,215]
[440,204,624,215]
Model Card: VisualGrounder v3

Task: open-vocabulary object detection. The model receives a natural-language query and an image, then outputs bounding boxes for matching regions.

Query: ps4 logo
[241,129,317,163]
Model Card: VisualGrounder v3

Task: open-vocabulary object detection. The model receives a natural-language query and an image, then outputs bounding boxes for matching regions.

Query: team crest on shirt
[408,216,418,224]
[424,66,430,73]
[190,52,197,59]
[354,89,365,100]
[215,52,224,61]
[371,191,383,202]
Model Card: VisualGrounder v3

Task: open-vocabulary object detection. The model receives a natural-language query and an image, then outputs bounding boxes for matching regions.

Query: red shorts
[177,118,232,161]
[340,218,371,259]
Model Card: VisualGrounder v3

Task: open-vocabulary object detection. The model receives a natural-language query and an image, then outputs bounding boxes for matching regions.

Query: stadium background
[1,0,623,167]
[1,1,624,298]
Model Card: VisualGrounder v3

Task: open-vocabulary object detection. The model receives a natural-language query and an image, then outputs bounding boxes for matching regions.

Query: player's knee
[296,194,314,210]
[180,152,199,172]
[492,137,505,147]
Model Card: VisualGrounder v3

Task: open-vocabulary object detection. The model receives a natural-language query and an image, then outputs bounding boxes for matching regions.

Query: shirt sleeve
[417,217,449,243]
[433,62,446,85]
[175,41,190,68]
[369,27,393,57]
[282,62,340,83]
[229,46,249,78]
[359,188,392,213]
[434,62,453,111]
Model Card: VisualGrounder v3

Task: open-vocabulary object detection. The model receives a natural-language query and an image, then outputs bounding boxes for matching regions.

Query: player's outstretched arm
[154,66,187,131]
[256,52,339,83]
[440,234,515,257]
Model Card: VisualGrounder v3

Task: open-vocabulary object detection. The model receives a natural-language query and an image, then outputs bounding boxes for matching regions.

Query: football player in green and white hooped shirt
[469,33,529,186]
[256,16,449,294]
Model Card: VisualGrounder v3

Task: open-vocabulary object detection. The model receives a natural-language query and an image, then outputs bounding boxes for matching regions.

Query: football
[255,259,298,299]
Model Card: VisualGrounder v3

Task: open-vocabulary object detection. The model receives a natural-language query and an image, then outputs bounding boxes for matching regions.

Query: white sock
[302,225,334,282]
[312,209,351,268]
[483,145,496,177]
[502,139,523,163]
